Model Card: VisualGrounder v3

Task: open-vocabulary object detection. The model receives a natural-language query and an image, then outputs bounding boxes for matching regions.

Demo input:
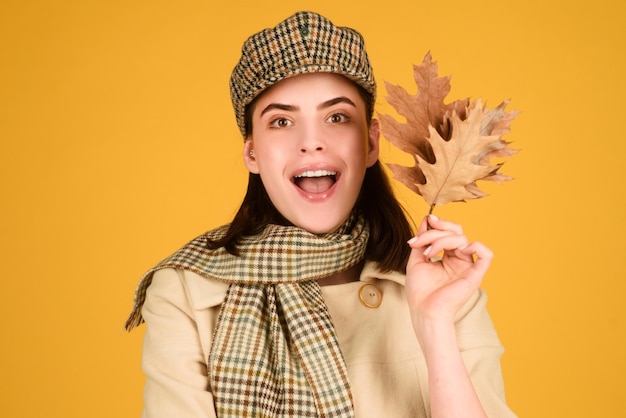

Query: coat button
[359,283,382,308]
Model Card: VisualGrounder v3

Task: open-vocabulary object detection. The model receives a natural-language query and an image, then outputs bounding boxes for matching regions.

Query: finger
[422,234,470,260]
[417,216,429,235]
[408,231,469,264]
[458,241,494,280]
[410,216,472,263]
[406,243,428,268]
[458,241,493,260]
[427,214,463,235]
[408,228,459,250]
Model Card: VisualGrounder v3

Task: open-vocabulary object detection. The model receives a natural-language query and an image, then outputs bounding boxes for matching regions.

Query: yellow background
[1,0,624,416]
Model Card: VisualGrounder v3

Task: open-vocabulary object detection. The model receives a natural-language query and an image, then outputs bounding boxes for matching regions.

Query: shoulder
[136,268,229,329]
[151,268,229,310]
[125,225,231,330]
[360,260,406,286]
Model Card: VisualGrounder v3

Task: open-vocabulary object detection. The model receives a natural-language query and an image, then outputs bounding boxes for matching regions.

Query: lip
[290,163,341,202]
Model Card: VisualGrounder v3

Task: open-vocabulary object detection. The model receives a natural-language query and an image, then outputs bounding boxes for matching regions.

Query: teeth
[295,170,337,178]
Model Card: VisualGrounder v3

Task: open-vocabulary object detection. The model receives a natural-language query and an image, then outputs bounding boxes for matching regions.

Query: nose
[298,123,326,154]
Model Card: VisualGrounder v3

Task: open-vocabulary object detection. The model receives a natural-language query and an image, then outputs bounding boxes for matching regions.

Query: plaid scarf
[125,215,369,417]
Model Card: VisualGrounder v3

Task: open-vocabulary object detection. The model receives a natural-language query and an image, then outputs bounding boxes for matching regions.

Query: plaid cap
[230,11,376,138]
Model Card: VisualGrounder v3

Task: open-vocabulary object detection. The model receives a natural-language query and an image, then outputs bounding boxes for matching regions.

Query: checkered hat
[230,11,376,137]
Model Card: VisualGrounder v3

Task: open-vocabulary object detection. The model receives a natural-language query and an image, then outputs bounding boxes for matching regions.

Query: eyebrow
[259,96,357,117]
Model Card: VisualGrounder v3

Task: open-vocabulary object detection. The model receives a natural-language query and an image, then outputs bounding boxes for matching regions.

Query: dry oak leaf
[382,53,519,208]
[379,52,469,168]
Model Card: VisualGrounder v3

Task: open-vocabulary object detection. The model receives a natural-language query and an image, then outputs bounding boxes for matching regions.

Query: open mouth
[292,169,338,194]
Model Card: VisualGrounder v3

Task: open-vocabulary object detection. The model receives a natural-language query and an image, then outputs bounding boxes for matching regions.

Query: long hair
[207,161,413,273]
[207,81,414,273]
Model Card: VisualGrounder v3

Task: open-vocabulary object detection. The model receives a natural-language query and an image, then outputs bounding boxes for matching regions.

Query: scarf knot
[126,215,369,417]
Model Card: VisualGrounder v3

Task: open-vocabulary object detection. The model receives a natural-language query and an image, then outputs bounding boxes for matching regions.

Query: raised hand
[405,215,493,325]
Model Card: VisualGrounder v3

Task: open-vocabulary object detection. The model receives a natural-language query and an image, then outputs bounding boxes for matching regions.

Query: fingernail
[407,236,418,244]
[423,245,432,255]
[428,214,439,222]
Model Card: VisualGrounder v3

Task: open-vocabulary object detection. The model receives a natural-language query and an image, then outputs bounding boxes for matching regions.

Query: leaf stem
[427,204,436,230]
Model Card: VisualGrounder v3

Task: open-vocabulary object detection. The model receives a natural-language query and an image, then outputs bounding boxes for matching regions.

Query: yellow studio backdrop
[1,0,624,416]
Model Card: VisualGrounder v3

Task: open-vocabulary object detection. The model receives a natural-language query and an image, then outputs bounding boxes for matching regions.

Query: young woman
[127,11,516,418]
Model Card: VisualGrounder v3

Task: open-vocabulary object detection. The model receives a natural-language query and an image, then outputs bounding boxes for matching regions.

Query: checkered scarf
[126,215,369,417]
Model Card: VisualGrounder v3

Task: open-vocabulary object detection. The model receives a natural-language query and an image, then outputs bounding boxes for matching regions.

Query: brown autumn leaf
[380,52,519,210]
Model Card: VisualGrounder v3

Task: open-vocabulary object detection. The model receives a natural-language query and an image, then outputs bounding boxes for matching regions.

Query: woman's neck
[317,260,364,286]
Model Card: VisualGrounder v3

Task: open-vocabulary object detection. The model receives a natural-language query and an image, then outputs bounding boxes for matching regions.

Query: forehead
[253,73,364,108]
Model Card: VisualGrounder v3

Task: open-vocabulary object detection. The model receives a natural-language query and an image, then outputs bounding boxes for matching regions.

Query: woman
[127,10,516,418]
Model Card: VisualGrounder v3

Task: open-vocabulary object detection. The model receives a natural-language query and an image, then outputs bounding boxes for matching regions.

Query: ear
[366,119,380,167]
[243,139,259,174]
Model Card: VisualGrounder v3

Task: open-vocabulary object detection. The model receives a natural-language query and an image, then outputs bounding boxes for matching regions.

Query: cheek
[255,151,286,184]
[345,132,371,162]
[255,146,282,168]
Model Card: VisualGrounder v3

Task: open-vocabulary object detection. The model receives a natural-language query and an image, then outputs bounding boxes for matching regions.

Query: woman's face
[243,72,379,234]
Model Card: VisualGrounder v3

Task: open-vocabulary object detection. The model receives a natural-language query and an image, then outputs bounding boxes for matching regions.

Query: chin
[301,224,340,235]
[291,213,350,235]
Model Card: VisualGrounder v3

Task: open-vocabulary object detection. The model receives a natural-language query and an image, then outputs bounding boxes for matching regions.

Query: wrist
[412,315,458,358]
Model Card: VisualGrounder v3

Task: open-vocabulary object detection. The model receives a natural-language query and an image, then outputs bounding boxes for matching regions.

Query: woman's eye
[327,113,348,124]
[269,118,292,128]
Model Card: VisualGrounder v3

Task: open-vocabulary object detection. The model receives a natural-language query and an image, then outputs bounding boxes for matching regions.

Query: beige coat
[140,261,516,417]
